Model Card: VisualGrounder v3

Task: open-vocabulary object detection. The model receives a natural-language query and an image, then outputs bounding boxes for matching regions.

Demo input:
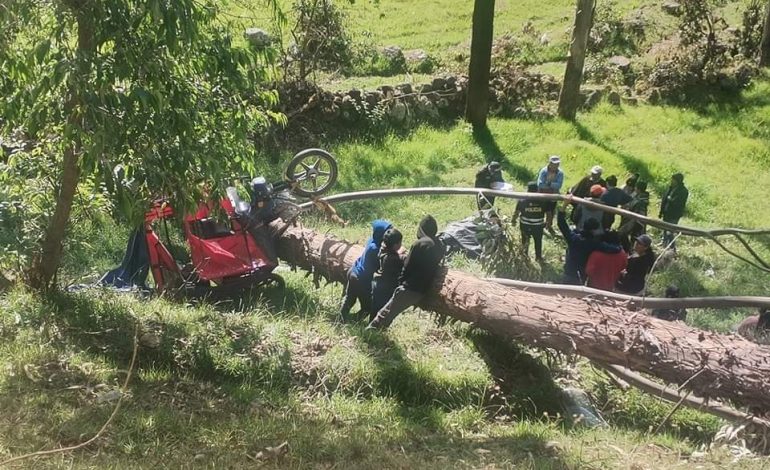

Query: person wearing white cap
[568,165,606,224]
[537,155,564,234]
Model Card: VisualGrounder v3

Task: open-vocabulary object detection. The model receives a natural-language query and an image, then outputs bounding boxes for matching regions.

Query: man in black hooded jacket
[367,215,444,330]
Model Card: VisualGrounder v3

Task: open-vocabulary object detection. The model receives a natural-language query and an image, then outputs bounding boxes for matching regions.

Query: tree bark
[465,0,496,129]
[760,0,770,67]
[558,0,595,120]
[27,7,94,289]
[274,223,770,412]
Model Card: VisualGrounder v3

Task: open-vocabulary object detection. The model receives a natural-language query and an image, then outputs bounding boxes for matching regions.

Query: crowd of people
[339,157,767,339]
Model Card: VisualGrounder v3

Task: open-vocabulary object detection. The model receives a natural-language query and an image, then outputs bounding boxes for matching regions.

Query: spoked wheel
[284,149,338,198]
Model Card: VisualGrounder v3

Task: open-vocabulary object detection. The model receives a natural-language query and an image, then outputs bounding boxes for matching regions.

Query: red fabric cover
[145,229,180,291]
[184,200,274,281]
[586,250,628,291]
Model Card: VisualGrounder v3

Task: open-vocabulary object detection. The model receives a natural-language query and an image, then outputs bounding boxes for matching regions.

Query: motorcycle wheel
[284,148,338,198]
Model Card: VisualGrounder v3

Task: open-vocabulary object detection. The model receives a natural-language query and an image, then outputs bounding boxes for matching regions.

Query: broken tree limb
[594,363,770,429]
[487,278,770,310]
[298,187,770,272]
[274,222,770,412]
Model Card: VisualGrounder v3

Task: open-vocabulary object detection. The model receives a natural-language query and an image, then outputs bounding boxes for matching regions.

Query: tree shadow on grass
[1,291,574,468]
[472,125,536,183]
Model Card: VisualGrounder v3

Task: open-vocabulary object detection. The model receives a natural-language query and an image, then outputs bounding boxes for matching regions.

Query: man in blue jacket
[340,219,392,322]
[538,155,565,235]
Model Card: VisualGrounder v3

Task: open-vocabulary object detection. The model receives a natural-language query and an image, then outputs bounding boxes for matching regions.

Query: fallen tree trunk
[274,222,770,412]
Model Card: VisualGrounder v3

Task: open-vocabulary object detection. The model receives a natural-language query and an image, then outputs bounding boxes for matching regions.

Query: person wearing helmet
[537,155,565,235]
[474,161,505,210]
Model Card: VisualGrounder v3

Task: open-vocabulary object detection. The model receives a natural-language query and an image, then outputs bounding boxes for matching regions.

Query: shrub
[285,0,355,80]
[588,1,647,56]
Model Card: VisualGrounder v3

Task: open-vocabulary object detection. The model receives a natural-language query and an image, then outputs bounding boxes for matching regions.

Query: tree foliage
[0,0,282,286]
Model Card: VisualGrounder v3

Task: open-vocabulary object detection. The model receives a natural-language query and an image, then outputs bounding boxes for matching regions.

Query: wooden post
[557,0,595,120]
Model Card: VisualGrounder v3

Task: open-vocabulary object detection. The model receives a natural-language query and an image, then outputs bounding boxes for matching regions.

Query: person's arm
[595,241,622,254]
[556,204,572,239]
[513,200,523,222]
[537,168,547,190]
[618,191,633,206]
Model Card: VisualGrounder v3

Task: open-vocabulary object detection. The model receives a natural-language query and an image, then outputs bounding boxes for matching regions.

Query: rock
[661,1,681,16]
[389,101,407,122]
[431,77,447,91]
[404,49,434,72]
[608,55,632,71]
[404,49,428,63]
[416,95,439,119]
[584,90,603,109]
[364,91,382,105]
[347,88,362,100]
[444,75,457,89]
[378,85,395,99]
[647,87,662,105]
[243,28,271,48]
[607,91,621,106]
[396,83,413,95]
[380,45,403,60]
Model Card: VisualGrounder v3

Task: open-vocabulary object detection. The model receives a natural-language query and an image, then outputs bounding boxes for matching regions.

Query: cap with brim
[488,161,501,172]
[591,165,603,175]
[549,155,561,164]
[636,234,652,247]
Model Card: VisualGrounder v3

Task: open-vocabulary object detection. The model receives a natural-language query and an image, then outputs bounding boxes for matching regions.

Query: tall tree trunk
[465,0,496,129]
[760,0,770,67]
[558,0,595,121]
[273,223,770,412]
[27,7,94,290]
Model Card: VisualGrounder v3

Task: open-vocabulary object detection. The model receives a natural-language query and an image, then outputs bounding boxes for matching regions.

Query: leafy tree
[0,0,282,289]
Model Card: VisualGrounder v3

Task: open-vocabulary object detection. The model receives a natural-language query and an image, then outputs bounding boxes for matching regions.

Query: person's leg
[520,225,530,256]
[533,225,544,260]
[355,282,373,321]
[339,270,360,322]
[367,286,424,330]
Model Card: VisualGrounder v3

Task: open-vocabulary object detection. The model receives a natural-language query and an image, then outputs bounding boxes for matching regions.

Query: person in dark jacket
[600,175,633,230]
[650,285,687,321]
[367,215,444,330]
[659,173,689,251]
[371,228,405,320]
[618,180,650,252]
[569,165,605,224]
[622,173,640,195]
[513,182,546,261]
[340,219,392,322]
[474,161,504,210]
[557,199,621,285]
[616,234,655,294]
[572,184,606,234]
